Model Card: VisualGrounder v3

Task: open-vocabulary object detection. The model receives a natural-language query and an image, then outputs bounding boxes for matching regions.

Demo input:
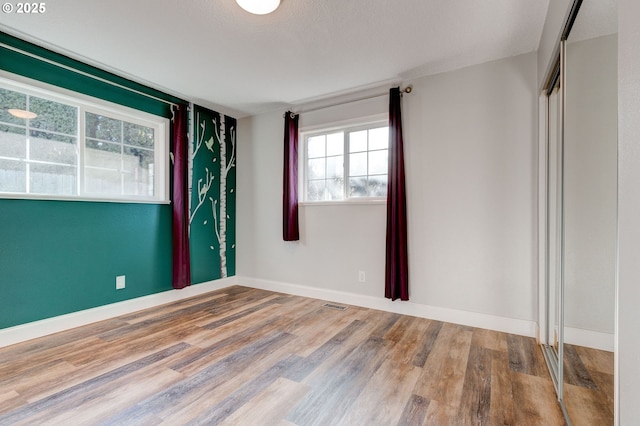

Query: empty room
[1,0,638,424]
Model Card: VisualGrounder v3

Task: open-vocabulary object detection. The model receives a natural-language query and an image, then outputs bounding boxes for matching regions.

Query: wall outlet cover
[116,275,126,290]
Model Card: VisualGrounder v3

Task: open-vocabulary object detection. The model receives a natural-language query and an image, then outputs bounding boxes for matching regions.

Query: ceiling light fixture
[236,0,280,15]
[8,109,37,119]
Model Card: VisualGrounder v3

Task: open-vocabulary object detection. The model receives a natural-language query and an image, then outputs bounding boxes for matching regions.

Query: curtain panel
[385,87,409,301]
[171,104,191,289]
[283,111,300,241]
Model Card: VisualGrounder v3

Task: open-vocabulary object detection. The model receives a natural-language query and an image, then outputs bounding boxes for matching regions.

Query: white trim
[238,276,537,338]
[0,277,237,348]
[538,90,549,345]
[299,113,388,134]
[1,275,543,348]
[564,326,614,352]
[299,199,386,207]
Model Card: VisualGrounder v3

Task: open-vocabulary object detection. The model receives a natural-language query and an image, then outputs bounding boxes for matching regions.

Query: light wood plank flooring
[0,286,570,425]
[563,343,614,425]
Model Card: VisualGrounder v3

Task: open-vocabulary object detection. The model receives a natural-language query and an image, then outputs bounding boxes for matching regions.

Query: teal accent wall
[0,199,173,329]
[0,32,184,118]
[190,106,237,282]
[0,33,238,331]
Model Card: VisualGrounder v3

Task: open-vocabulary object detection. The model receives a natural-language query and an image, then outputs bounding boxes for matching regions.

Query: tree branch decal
[193,114,207,158]
[189,167,214,224]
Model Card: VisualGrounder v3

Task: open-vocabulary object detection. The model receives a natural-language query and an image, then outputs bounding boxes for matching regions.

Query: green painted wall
[189,106,237,283]
[0,105,238,330]
[0,199,173,329]
[0,34,236,331]
[0,32,184,118]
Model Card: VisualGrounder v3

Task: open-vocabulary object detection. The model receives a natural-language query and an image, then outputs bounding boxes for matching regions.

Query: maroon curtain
[385,87,409,301]
[283,111,300,241]
[171,104,191,289]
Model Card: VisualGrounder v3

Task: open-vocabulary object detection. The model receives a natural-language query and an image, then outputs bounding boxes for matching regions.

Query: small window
[0,79,168,203]
[303,121,389,202]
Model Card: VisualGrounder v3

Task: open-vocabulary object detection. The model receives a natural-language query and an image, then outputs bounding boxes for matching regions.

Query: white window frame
[299,114,389,205]
[0,75,169,204]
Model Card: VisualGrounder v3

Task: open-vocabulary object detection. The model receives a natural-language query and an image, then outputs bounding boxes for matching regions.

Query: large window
[0,79,168,202]
[303,121,389,202]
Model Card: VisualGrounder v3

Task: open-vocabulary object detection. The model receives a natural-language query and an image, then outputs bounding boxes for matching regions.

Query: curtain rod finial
[403,85,413,94]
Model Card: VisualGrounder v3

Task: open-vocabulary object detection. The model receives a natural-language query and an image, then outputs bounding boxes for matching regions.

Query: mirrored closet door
[542,0,617,424]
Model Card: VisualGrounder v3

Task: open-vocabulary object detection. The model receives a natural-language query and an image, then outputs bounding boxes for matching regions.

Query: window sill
[300,198,386,207]
[0,193,171,205]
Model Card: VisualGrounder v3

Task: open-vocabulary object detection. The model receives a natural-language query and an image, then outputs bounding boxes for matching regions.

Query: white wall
[563,34,617,336]
[617,0,640,422]
[237,52,539,327]
[237,99,388,299]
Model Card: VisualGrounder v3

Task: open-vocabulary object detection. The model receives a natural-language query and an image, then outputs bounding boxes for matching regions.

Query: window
[303,121,389,202]
[0,79,168,202]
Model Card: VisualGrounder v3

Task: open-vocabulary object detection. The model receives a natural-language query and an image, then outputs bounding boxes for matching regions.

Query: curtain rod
[287,85,413,117]
[0,42,182,108]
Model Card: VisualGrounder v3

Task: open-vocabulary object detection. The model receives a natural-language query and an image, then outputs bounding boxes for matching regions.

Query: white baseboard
[564,326,614,352]
[237,276,538,338]
[0,277,237,348]
[2,275,549,349]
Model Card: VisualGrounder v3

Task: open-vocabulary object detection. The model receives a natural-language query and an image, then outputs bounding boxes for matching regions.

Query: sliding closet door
[543,68,564,397]
[562,0,617,422]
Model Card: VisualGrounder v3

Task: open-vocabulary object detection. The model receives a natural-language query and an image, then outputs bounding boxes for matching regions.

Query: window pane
[0,88,27,126]
[368,175,388,197]
[122,147,154,196]
[307,180,325,201]
[0,125,26,159]
[326,177,343,200]
[348,177,367,197]
[349,152,367,176]
[85,167,121,195]
[86,139,121,170]
[307,135,325,158]
[123,171,153,196]
[123,147,153,171]
[30,163,76,195]
[30,132,77,165]
[124,122,154,149]
[86,113,121,142]
[349,130,367,152]
[308,158,325,180]
[30,97,77,135]
[369,127,388,150]
[368,149,388,175]
[0,159,26,192]
[326,155,343,179]
[326,132,344,156]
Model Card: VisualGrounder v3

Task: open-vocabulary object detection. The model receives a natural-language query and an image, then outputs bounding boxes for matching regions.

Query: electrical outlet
[358,270,366,282]
[116,275,126,290]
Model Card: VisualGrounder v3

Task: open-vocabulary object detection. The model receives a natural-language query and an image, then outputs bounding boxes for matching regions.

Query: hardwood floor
[0,286,570,425]
[563,343,614,425]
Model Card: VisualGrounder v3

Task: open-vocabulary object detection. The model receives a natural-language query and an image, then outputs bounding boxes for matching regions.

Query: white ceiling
[0,0,551,118]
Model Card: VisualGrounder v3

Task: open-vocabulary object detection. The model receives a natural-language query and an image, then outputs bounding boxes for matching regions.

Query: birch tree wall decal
[189,105,236,283]
[210,115,236,278]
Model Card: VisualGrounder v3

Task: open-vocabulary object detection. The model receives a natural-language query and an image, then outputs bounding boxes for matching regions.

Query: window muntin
[0,80,168,203]
[303,122,389,202]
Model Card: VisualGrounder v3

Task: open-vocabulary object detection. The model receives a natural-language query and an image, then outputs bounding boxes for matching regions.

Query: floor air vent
[322,303,348,311]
